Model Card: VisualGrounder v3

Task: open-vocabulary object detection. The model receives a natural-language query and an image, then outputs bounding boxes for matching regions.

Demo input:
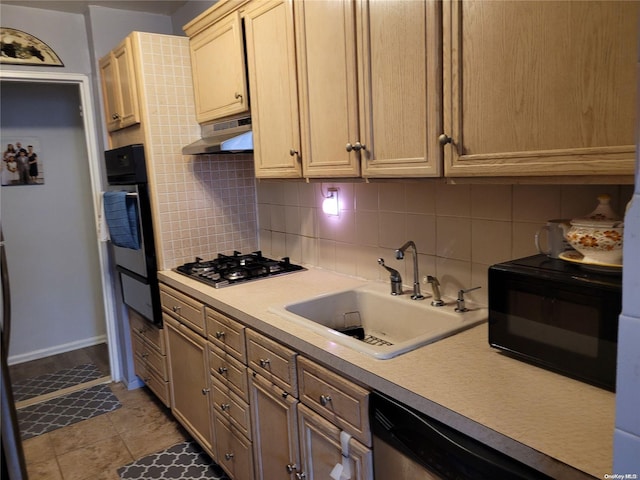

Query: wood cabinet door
[214,414,255,480]
[190,10,249,123]
[359,0,442,178]
[295,0,361,177]
[98,51,122,132]
[442,0,638,178]
[165,316,214,457]
[245,0,303,178]
[298,404,373,480]
[112,36,140,129]
[249,372,300,480]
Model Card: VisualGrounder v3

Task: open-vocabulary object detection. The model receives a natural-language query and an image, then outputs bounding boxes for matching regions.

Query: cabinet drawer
[133,355,170,407]
[160,284,205,335]
[206,308,246,362]
[209,344,249,402]
[211,376,251,440]
[214,414,254,480]
[246,329,297,395]
[129,309,165,353]
[131,331,168,380]
[297,356,370,446]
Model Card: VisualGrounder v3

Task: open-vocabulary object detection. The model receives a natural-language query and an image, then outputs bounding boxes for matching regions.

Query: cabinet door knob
[289,149,299,157]
[438,134,452,146]
[221,403,230,412]
[296,474,307,480]
[224,453,234,461]
[215,331,225,339]
[112,113,120,120]
[259,358,270,368]
[234,92,243,101]
[201,388,210,395]
[319,394,332,406]
[218,366,228,375]
[141,352,149,359]
[172,305,181,313]
[286,463,298,474]
[346,142,365,152]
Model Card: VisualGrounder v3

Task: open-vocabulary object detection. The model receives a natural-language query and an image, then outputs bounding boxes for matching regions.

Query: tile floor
[22,383,189,480]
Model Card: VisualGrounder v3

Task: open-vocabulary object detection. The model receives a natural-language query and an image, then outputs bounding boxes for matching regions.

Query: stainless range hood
[182,116,252,155]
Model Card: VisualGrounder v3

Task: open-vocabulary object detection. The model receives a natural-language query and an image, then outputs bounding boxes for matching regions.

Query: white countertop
[158,267,614,479]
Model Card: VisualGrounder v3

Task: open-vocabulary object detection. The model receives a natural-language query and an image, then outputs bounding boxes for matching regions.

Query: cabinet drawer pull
[286,463,298,474]
[224,452,234,461]
[172,305,181,313]
[438,133,452,146]
[220,403,230,412]
[218,366,228,375]
[141,352,149,359]
[319,394,332,406]
[215,331,225,339]
[346,141,365,152]
[138,328,146,334]
[201,388,210,395]
[259,358,270,368]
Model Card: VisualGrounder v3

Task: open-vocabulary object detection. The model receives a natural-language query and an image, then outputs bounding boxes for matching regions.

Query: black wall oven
[489,254,621,391]
[104,144,162,326]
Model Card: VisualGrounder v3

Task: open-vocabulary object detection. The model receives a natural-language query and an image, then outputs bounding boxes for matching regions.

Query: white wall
[1,81,106,362]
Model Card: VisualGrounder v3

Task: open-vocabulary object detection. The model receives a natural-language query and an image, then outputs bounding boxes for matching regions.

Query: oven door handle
[116,265,149,284]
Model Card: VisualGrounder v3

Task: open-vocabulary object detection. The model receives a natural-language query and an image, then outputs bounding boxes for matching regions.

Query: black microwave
[488,254,621,391]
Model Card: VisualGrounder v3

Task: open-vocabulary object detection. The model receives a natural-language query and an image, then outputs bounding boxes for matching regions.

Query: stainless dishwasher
[371,392,553,479]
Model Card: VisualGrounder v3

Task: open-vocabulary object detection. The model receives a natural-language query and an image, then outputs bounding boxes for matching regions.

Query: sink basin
[268,283,487,359]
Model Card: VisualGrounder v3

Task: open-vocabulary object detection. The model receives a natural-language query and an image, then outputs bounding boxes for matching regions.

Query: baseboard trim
[7,335,108,366]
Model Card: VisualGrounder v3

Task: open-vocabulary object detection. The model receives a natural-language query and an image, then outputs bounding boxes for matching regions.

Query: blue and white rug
[13,363,104,402]
[17,383,121,439]
[118,441,229,480]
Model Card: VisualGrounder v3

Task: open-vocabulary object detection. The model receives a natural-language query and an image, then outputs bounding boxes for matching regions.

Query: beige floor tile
[26,457,63,480]
[119,417,188,459]
[107,395,171,434]
[56,434,133,480]
[48,413,119,456]
[23,431,57,464]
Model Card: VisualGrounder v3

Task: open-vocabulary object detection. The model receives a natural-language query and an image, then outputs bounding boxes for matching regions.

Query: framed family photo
[1,136,44,186]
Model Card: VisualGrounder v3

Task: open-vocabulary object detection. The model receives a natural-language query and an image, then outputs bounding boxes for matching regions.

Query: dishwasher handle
[371,392,553,480]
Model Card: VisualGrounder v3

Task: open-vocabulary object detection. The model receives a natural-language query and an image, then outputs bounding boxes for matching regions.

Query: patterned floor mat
[13,363,104,402]
[17,383,121,440]
[118,441,229,480]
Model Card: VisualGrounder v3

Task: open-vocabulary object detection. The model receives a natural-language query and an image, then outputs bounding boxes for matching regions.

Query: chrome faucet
[394,241,424,300]
[426,275,445,306]
[377,258,403,295]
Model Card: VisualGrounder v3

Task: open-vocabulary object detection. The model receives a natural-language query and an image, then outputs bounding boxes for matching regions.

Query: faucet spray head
[394,249,404,260]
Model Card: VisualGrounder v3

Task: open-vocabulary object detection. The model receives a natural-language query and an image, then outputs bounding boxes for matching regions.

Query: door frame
[0,70,122,381]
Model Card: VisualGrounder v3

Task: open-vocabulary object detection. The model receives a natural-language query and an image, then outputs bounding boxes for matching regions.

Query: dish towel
[103,191,140,250]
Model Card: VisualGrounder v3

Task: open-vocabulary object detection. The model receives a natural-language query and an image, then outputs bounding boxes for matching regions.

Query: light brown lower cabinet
[164,314,214,458]
[214,413,255,480]
[248,367,373,480]
[249,371,300,480]
[298,403,373,480]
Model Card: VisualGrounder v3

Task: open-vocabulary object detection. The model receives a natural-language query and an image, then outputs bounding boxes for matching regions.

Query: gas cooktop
[175,251,306,288]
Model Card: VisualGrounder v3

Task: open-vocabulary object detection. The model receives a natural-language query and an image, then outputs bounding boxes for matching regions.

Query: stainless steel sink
[268,283,487,359]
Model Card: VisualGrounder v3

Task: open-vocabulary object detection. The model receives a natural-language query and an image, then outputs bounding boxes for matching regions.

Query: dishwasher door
[371,392,553,480]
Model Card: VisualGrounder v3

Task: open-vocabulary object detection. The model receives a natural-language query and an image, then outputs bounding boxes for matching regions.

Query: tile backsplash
[134,32,258,270]
[257,180,633,305]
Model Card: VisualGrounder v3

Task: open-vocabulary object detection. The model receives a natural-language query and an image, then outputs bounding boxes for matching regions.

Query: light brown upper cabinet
[99,36,141,132]
[245,0,303,178]
[295,0,442,178]
[186,6,250,124]
[441,0,638,178]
